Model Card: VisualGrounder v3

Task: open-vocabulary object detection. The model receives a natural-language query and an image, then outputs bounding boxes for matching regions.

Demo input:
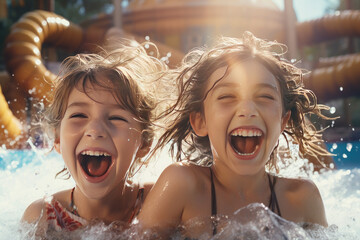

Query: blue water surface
[0,142,358,170]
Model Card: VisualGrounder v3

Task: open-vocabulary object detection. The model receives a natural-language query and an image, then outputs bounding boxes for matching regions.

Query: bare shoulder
[22,189,72,224]
[22,198,46,224]
[157,162,209,192]
[138,162,209,229]
[278,176,319,195]
[276,176,327,226]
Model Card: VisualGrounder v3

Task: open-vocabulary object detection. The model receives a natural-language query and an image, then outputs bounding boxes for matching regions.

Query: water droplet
[346,143,353,152]
[352,128,355,131]
[342,153,348,158]
[339,87,343,91]
[145,44,149,49]
[340,138,343,141]
[128,139,130,142]
[145,36,150,41]
[330,107,336,114]
[332,143,338,150]
[331,121,335,127]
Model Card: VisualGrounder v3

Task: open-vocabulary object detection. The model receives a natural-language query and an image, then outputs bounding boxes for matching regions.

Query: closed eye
[109,116,128,122]
[218,95,235,100]
[259,94,275,100]
[70,113,87,118]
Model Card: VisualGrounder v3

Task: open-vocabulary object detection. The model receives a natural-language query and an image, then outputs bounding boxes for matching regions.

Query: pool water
[0,142,359,239]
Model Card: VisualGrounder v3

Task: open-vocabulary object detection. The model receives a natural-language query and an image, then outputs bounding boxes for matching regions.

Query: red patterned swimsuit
[44,187,144,231]
[45,196,87,231]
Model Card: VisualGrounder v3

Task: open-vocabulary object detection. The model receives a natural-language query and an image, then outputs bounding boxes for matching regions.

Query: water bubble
[11,160,19,169]
[339,87,343,91]
[346,143,353,152]
[28,88,36,94]
[329,107,336,114]
[340,138,343,141]
[331,121,335,127]
[145,44,149,49]
[145,36,150,41]
[342,153,348,158]
[332,143,338,150]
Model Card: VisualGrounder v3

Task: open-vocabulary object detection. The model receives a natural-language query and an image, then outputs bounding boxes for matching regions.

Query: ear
[281,111,291,132]
[135,139,152,159]
[190,112,208,137]
[54,138,61,154]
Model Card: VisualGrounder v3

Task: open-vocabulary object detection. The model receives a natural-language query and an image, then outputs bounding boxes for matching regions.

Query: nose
[236,100,258,118]
[85,120,106,139]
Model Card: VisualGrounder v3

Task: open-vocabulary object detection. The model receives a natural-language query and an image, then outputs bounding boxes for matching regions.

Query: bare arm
[302,179,328,227]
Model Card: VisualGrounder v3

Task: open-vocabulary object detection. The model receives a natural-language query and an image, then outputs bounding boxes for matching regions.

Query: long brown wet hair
[154,31,334,170]
[42,39,167,179]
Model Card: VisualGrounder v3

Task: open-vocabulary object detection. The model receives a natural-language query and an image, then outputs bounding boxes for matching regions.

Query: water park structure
[1,0,359,166]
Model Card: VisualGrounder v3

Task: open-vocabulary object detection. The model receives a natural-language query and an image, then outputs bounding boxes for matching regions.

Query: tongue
[233,136,258,154]
[86,156,110,177]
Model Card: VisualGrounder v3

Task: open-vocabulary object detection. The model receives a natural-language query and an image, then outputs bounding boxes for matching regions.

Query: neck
[72,181,137,223]
[211,162,268,197]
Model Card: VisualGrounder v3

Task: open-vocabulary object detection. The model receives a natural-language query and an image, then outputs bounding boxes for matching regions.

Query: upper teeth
[231,128,262,137]
[81,150,110,156]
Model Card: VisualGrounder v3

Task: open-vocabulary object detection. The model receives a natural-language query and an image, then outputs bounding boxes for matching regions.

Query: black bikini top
[209,168,281,235]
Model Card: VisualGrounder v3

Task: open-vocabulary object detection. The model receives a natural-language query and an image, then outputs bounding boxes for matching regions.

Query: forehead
[207,60,279,91]
[68,75,118,104]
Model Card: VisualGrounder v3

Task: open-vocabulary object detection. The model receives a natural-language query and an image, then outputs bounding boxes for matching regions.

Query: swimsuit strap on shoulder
[209,167,218,235]
[267,173,282,217]
[127,186,145,224]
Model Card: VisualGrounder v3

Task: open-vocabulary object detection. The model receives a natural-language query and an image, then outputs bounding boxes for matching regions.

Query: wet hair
[155,31,333,170]
[43,39,167,178]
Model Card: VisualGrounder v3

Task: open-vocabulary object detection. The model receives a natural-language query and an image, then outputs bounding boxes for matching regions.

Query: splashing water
[0,142,359,239]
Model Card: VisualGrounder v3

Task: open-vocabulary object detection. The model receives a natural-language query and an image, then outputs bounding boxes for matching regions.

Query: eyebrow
[66,101,125,110]
[211,82,279,93]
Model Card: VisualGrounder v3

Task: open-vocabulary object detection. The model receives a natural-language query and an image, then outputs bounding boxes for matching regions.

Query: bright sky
[272,0,340,22]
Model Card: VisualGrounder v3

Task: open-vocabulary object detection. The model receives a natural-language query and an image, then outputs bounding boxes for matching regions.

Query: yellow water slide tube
[1,10,83,145]
[5,10,83,102]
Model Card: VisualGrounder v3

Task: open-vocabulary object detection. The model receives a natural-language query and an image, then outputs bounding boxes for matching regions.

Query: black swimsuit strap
[210,170,282,236]
[209,168,218,235]
[267,173,282,217]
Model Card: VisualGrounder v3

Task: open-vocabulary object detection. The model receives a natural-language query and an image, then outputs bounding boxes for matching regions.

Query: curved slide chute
[1,10,83,144]
[0,86,22,138]
[5,10,83,102]
[297,10,360,102]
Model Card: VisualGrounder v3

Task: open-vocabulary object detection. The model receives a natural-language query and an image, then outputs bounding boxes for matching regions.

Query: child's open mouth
[230,128,263,158]
[79,150,113,178]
